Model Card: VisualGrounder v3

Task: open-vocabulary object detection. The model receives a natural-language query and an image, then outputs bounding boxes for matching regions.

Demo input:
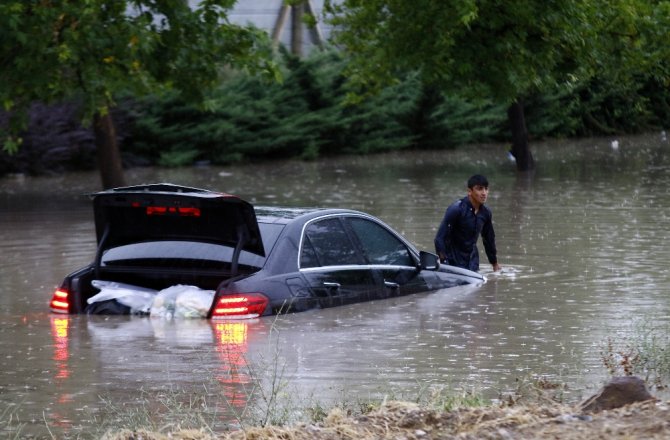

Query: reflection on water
[1,133,670,437]
[50,317,71,381]
[213,321,253,409]
[39,315,268,436]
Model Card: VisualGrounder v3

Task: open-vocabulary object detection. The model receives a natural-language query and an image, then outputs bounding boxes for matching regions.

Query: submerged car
[50,183,485,319]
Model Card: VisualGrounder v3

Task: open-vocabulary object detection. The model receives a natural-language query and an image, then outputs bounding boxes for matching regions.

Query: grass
[82,383,492,438]
[90,386,220,436]
[0,401,25,439]
[600,318,670,390]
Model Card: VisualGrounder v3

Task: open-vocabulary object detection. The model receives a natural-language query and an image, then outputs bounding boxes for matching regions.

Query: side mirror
[419,251,440,271]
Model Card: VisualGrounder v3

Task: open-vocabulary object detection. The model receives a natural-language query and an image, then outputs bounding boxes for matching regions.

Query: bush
[3,48,669,175]
[124,49,508,166]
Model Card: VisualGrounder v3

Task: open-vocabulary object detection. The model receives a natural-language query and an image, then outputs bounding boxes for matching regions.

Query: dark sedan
[50,183,485,319]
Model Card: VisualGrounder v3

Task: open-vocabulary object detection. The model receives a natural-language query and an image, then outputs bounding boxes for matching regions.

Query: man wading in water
[434,174,501,272]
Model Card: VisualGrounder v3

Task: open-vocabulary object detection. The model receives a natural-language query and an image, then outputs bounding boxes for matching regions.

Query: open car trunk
[69,184,265,316]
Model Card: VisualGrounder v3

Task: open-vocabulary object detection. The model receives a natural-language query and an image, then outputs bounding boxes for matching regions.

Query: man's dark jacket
[434,196,497,271]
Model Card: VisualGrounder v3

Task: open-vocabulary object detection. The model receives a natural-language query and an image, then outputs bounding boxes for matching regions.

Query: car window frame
[298,215,364,268]
[298,213,419,271]
[343,216,415,267]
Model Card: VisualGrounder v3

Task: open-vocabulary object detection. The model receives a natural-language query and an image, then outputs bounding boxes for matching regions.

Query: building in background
[227,0,333,56]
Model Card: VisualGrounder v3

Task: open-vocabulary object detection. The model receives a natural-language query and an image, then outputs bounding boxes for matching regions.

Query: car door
[345,216,435,299]
[299,216,377,308]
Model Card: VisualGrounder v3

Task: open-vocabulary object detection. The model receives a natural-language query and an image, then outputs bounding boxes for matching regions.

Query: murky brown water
[1,133,669,438]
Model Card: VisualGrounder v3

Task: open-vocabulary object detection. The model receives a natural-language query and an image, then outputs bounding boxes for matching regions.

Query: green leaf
[1,0,277,146]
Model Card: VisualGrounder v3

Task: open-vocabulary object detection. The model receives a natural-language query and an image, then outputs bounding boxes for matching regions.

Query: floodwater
[1,133,669,438]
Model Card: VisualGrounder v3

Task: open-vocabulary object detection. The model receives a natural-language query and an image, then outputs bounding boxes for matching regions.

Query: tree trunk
[507,99,535,172]
[93,111,126,189]
[291,2,304,56]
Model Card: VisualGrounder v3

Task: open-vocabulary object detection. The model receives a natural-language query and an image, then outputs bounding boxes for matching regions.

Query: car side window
[300,218,362,268]
[348,217,414,266]
[300,236,319,268]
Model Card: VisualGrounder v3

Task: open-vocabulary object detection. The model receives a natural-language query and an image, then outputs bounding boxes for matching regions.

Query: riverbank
[105,399,669,440]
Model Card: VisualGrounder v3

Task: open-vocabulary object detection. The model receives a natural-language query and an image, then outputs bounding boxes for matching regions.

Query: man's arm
[481,212,501,271]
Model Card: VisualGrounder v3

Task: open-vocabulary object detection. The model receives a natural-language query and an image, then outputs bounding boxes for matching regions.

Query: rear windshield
[101,223,284,268]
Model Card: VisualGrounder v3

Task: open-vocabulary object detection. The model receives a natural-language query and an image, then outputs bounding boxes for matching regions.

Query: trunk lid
[91,183,264,257]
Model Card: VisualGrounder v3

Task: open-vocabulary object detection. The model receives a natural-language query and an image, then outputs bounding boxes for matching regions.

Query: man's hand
[492,262,501,272]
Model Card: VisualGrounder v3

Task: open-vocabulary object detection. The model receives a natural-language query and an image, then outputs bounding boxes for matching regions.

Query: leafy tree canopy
[324,0,670,103]
[0,0,278,152]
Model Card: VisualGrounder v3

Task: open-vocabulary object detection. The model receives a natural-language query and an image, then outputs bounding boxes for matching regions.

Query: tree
[324,0,670,172]
[0,0,276,188]
[271,0,325,56]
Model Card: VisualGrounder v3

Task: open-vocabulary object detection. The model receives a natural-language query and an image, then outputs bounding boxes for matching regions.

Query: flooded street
[1,133,669,438]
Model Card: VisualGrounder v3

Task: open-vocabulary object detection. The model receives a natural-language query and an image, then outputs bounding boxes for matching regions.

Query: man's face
[468,184,489,206]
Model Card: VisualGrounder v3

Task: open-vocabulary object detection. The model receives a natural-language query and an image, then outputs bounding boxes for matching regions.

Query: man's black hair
[467,174,489,189]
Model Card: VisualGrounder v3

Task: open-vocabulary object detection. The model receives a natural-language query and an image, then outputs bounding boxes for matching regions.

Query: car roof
[90,183,265,256]
[254,206,365,225]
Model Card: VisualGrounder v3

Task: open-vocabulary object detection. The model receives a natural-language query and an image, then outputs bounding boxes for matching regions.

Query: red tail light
[50,288,70,313]
[211,293,268,319]
[131,202,201,217]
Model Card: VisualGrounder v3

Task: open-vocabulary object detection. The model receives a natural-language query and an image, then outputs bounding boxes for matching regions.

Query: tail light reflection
[50,316,71,381]
[212,320,253,409]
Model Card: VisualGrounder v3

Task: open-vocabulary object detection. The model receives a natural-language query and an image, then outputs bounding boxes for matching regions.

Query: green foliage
[524,73,670,138]
[3,46,668,175]
[159,149,201,168]
[121,42,669,167]
[3,0,669,173]
[324,0,670,118]
[324,0,593,102]
[127,48,498,166]
[439,97,507,145]
[0,0,277,152]
[524,88,583,138]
